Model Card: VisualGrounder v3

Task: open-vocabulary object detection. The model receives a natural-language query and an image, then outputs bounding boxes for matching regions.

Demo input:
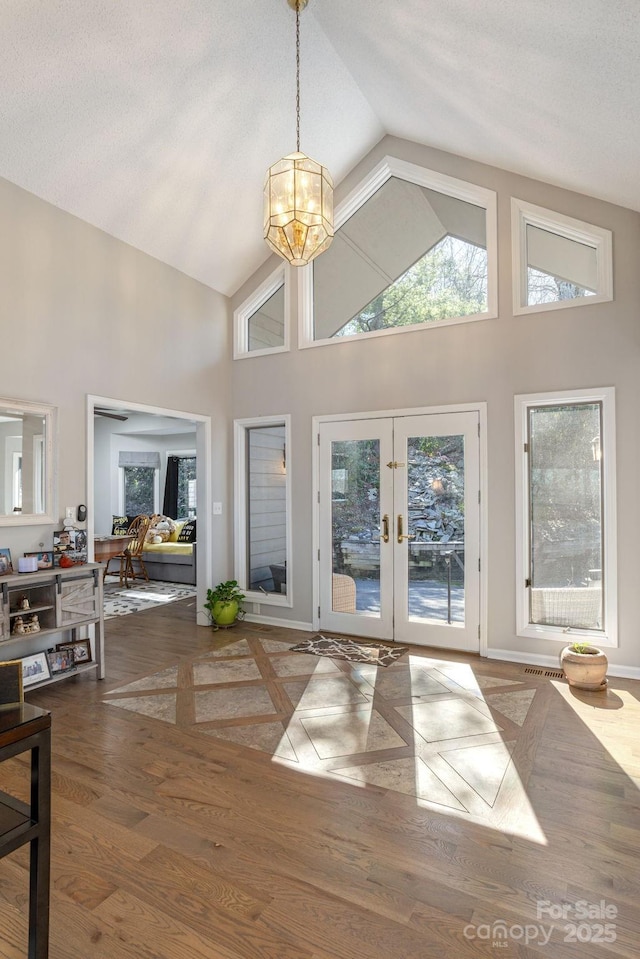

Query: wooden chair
[103,515,151,587]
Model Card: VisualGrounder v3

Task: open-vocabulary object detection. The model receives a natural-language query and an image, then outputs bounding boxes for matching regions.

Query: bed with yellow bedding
[140,540,196,584]
[140,517,197,584]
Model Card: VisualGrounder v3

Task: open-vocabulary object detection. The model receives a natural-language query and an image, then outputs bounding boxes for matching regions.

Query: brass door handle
[380,514,389,543]
[397,514,415,544]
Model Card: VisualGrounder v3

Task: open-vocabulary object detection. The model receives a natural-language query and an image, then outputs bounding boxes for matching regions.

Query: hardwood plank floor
[1,597,639,958]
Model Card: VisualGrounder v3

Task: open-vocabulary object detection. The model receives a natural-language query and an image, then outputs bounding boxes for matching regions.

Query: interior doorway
[86,395,212,627]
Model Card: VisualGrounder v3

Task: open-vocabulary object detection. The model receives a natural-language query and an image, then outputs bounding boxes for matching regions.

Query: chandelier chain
[295,1,301,152]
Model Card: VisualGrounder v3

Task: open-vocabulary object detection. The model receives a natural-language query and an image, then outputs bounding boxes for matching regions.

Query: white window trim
[514,387,617,648]
[299,155,498,349]
[234,414,293,608]
[511,198,613,316]
[119,465,160,516]
[233,264,290,359]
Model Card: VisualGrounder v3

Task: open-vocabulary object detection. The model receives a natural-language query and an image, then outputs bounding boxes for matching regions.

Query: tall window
[234,416,291,605]
[515,389,617,646]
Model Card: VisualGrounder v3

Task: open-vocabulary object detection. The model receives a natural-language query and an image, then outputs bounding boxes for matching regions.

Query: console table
[0,564,105,688]
[0,703,51,958]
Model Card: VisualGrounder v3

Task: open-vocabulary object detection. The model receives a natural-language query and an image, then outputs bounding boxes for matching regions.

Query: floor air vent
[524,667,564,679]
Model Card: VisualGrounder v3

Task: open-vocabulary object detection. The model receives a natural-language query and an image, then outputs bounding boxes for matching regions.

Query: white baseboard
[487,647,640,680]
[243,613,313,632]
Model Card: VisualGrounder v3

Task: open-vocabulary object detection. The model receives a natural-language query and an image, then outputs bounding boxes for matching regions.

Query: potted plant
[204,580,245,628]
[560,641,608,690]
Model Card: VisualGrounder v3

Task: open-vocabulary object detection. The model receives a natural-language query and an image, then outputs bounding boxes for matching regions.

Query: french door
[318,411,481,651]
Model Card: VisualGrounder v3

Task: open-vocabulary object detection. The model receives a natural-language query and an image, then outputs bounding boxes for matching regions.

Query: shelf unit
[0,563,105,689]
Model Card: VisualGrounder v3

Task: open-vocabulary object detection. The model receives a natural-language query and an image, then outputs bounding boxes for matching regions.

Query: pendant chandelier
[264,0,334,266]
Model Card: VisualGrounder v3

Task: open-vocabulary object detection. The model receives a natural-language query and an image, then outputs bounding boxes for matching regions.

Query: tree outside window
[123,466,155,515]
[177,457,197,518]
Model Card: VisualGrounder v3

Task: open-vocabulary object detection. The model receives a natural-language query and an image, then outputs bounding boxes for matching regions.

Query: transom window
[512,199,613,315]
[234,265,288,359]
[299,157,497,348]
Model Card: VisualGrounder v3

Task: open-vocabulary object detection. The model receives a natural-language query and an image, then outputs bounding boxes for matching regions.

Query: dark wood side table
[0,703,51,959]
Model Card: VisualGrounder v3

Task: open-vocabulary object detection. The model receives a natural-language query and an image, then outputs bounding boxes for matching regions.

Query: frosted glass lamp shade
[264,152,334,266]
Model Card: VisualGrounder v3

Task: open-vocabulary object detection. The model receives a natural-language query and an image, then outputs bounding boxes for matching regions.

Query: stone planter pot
[560,644,608,690]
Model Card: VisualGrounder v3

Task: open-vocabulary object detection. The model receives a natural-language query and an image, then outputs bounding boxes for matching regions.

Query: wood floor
[1,598,639,959]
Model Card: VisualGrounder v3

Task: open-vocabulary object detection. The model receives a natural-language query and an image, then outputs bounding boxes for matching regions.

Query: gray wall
[231,135,640,671]
[0,174,232,587]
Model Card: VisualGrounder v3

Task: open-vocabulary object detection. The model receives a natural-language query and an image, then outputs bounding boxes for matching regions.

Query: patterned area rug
[290,635,409,667]
[104,579,197,619]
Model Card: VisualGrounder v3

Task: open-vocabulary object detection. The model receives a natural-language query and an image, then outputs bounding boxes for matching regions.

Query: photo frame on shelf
[0,660,24,704]
[53,529,87,566]
[0,548,13,575]
[46,648,77,676]
[21,651,51,688]
[24,551,54,570]
[56,639,92,666]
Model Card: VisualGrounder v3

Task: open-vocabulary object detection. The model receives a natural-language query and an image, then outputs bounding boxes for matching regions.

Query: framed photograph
[0,548,13,576]
[25,550,54,570]
[21,651,51,688]
[46,648,77,676]
[0,660,23,704]
[56,639,92,666]
[53,529,87,566]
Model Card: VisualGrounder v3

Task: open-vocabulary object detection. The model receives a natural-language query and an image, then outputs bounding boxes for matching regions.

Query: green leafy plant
[569,641,597,655]
[204,580,245,626]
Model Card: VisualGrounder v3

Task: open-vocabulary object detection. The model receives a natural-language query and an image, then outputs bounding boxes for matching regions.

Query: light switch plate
[65,506,75,523]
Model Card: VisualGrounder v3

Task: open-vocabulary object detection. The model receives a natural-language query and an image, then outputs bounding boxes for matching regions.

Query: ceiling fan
[94,408,129,421]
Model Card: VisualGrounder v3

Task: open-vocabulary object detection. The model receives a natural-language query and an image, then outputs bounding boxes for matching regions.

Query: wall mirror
[0,398,57,526]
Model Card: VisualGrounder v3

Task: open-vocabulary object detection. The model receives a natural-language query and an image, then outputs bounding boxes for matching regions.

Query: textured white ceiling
[0,1,637,297]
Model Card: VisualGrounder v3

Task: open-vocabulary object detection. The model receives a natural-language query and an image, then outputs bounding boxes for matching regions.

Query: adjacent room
[0,3,639,958]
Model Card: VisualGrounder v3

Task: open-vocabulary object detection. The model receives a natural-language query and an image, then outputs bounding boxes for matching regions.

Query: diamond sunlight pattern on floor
[102,630,542,829]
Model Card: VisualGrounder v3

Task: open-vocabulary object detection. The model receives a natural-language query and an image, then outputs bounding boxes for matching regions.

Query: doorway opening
[87,395,212,626]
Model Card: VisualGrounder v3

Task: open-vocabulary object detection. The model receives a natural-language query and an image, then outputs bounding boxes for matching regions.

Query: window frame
[511,198,613,316]
[234,414,293,608]
[234,264,290,359]
[514,387,617,647]
[298,155,498,349]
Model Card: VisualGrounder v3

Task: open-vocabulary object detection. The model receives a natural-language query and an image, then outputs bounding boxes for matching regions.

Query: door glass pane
[331,439,380,616]
[246,425,287,594]
[406,435,465,624]
[529,403,603,629]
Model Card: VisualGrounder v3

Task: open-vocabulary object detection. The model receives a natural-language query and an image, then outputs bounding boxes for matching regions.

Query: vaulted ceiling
[1,1,637,297]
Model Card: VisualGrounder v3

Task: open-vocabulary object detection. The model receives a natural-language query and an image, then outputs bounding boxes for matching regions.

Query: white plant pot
[560,645,608,691]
